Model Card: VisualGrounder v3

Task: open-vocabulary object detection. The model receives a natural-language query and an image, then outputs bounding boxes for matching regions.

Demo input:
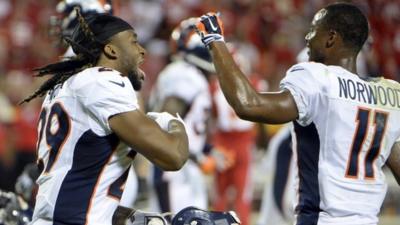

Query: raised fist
[195,12,225,47]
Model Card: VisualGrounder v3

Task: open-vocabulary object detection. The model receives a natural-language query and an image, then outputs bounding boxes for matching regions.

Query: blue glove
[195,12,225,47]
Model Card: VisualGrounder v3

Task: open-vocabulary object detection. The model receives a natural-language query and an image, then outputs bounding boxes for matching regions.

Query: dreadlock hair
[322,3,369,53]
[20,8,104,104]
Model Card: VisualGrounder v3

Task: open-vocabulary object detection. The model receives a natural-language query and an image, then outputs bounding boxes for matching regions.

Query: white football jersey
[150,60,211,155]
[31,67,139,225]
[280,62,400,225]
[257,124,295,225]
[148,60,211,213]
[213,83,254,131]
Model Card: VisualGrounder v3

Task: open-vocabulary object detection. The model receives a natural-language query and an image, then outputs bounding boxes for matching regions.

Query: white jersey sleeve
[73,69,139,134]
[280,62,329,126]
[156,61,205,104]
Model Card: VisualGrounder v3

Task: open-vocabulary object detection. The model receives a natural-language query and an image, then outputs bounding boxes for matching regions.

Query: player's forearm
[145,134,188,171]
[209,42,261,119]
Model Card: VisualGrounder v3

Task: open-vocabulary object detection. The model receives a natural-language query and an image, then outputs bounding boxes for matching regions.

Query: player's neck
[96,57,124,75]
[326,56,358,75]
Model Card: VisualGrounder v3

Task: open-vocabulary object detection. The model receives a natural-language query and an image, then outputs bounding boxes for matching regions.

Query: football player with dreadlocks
[52,0,143,215]
[52,0,142,211]
[22,9,189,225]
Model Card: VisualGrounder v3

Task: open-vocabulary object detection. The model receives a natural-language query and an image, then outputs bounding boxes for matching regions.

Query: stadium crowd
[0,0,399,224]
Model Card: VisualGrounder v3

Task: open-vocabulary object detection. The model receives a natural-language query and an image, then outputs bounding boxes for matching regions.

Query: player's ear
[326,29,337,48]
[103,43,118,59]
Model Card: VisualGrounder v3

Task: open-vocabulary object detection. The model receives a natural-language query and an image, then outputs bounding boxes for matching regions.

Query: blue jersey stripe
[53,130,119,225]
[294,122,321,225]
[273,133,293,217]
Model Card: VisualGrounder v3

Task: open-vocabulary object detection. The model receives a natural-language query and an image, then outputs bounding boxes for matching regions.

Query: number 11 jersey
[280,62,400,225]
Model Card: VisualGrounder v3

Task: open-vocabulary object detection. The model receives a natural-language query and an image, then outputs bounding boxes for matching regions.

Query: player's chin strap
[171,206,241,225]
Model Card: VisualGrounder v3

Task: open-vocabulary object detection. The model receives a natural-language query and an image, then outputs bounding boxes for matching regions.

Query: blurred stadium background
[0,0,398,224]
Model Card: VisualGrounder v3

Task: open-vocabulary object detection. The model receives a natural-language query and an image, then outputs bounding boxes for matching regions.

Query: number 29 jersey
[280,62,400,225]
[32,67,139,225]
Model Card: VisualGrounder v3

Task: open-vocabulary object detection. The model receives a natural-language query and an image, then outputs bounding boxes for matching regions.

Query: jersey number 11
[345,108,388,180]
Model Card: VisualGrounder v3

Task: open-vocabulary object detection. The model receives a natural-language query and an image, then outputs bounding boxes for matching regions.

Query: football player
[147,18,231,215]
[53,0,142,211]
[21,10,188,225]
[210,44,265,225]
[257,124,294,225]
[196,3,400,225]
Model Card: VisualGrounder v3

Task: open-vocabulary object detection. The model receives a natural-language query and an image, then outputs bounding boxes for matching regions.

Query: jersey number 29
[37,103,71,173]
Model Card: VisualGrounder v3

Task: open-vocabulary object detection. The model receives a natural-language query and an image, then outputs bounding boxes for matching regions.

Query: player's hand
[198,155,217,174]
[147,112,186,131]
[211,147,235,172]
[194,12,225,47]
[197,147,235,174]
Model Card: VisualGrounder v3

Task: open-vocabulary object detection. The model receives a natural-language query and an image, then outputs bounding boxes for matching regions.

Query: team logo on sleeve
[290,66,305,73]
[109,80,125,87]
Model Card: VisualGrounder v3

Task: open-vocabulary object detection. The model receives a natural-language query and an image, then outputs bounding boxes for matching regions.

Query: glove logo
[196,12,225,47]
[208,17,219,32]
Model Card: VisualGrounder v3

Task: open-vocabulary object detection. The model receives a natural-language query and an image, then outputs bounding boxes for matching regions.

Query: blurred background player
[210,44,267,225]
[256,124,294,225]
[49,0,113,56]
[255,48,307,225]
[147,18,232,216]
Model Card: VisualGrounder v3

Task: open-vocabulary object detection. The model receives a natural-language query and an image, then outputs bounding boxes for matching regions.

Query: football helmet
[14,163,40,207]
[50,0,112,44]
[170,18,215,73]
[0,191,31,225]
[171,207,241,225]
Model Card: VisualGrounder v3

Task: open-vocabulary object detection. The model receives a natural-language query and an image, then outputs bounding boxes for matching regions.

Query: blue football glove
[195,12,225,47]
